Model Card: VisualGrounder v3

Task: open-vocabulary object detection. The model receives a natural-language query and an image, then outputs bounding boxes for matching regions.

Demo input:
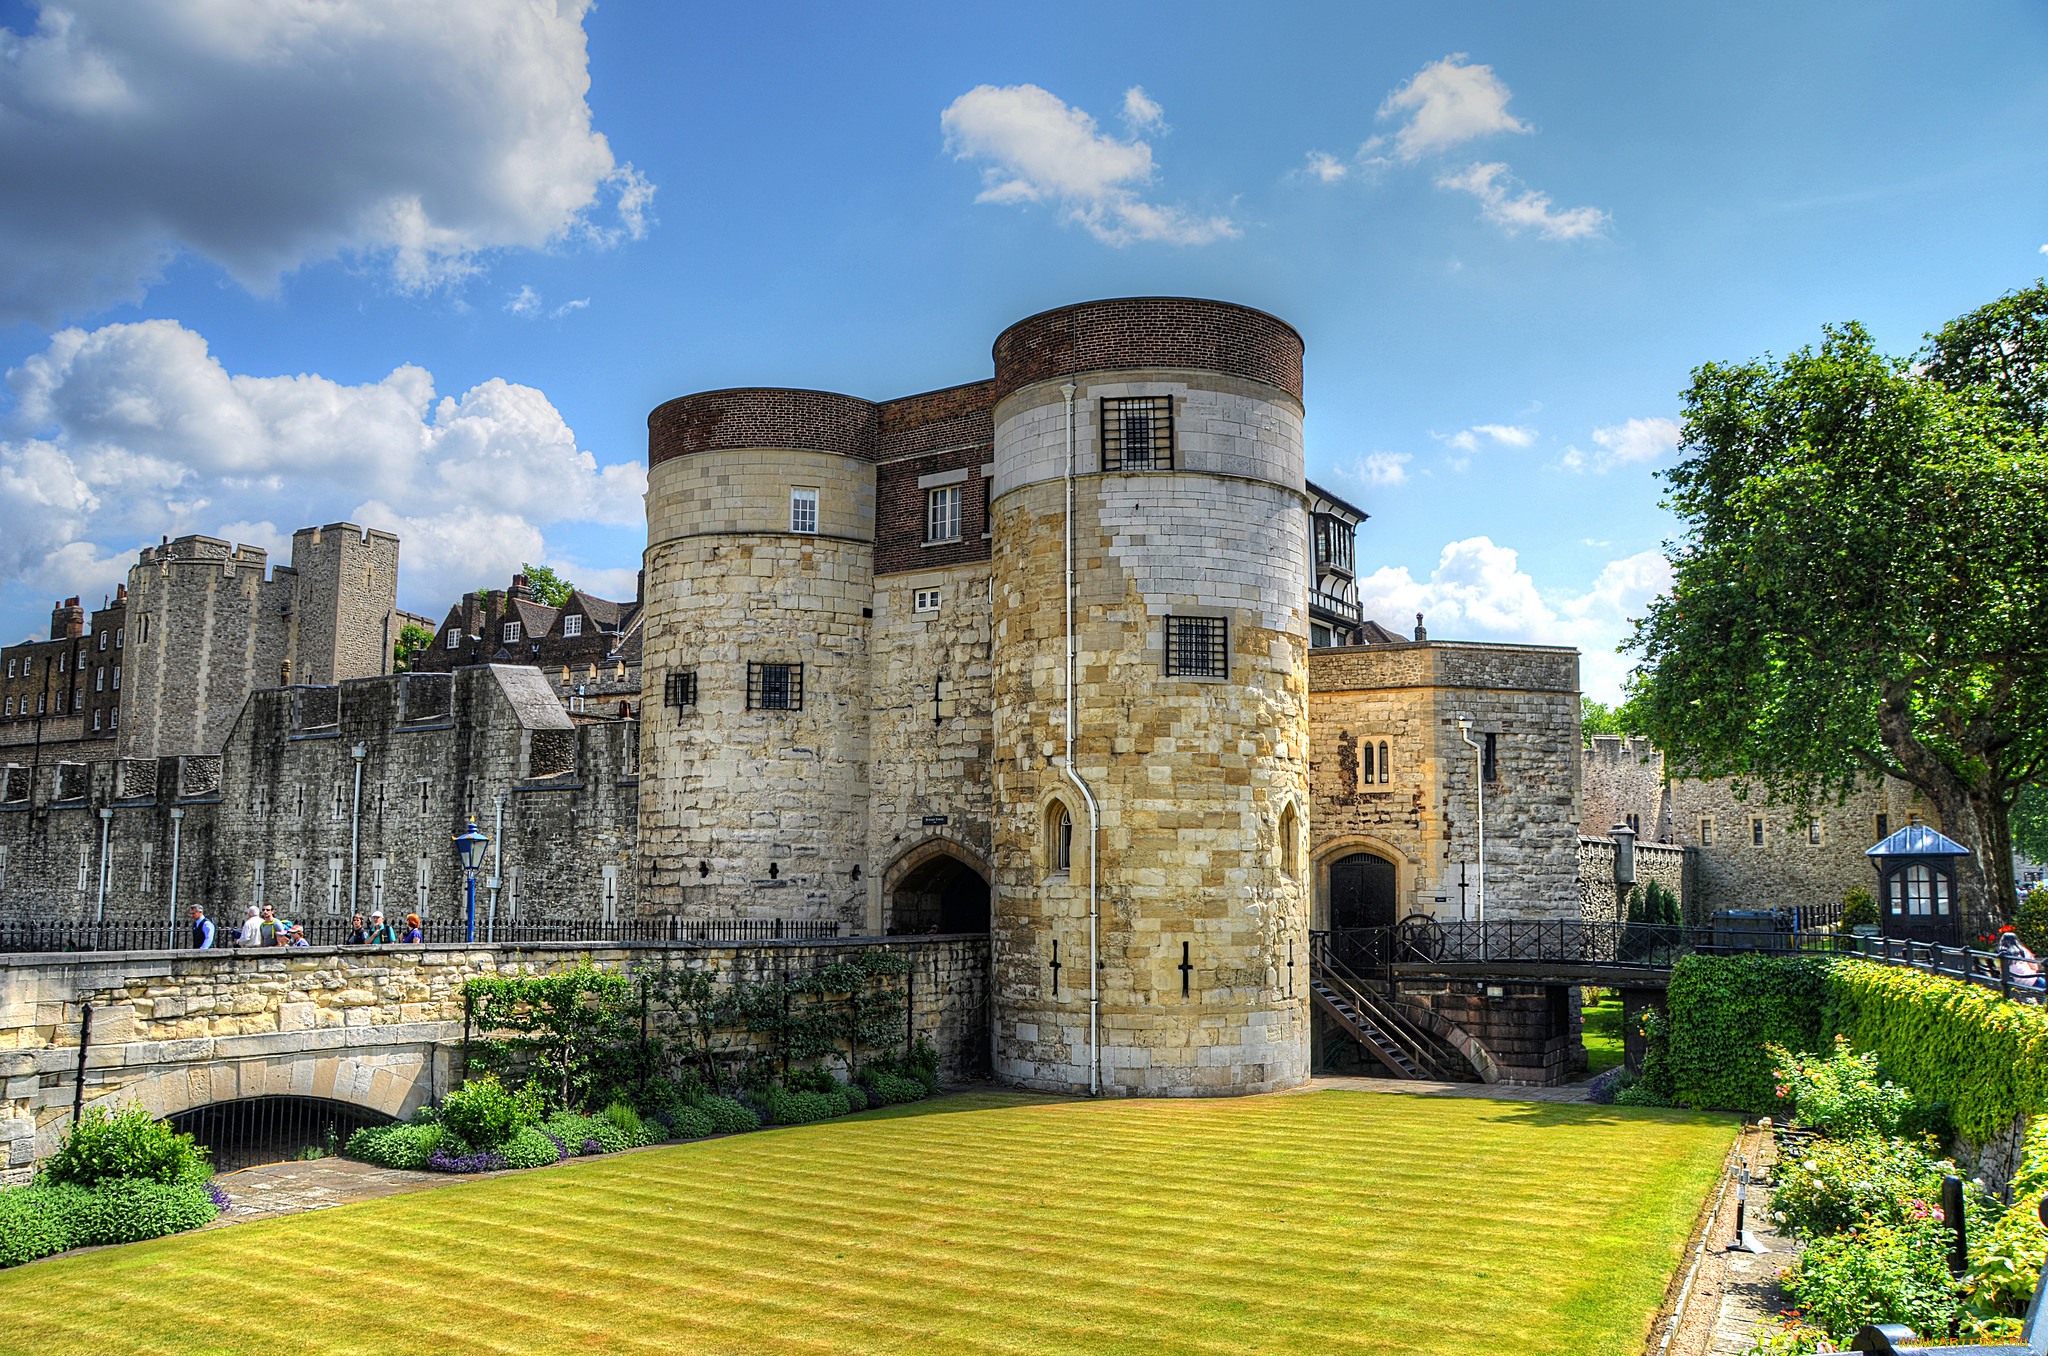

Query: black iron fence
[0,915,848,956]
[167,1095,396,1173]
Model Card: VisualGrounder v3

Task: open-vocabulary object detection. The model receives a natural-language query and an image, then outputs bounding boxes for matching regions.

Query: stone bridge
[0,935,990,1183]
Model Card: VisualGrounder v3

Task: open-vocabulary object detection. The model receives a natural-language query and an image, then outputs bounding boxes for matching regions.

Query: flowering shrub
[1769,1038,1919,1139]
[426,1145,507,1174]
[1771,1134,1961,1238]
[1785,1213,1962,1341]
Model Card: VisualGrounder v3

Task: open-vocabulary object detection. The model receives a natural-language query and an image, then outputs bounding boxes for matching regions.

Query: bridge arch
[881,838,991,935]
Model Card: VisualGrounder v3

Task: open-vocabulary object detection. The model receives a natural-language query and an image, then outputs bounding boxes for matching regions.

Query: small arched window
[1360,740,1374,788]
[1278,804,1300,878]
[1378,741,1390,784]
[1049,801,1074,873]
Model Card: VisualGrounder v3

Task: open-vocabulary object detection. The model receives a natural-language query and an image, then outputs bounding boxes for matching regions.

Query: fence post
[2002,952,2013,1001]
[71,1001,93,1125]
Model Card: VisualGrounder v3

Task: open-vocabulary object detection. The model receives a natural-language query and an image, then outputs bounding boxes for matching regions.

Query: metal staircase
[1310,977,1424,1078]
[1308,932,1477,1081]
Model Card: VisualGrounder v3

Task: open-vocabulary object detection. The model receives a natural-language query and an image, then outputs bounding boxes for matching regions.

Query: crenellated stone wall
[0,934,990,1182]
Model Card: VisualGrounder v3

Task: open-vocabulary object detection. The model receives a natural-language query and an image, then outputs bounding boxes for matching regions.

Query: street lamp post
[453,821,490,944]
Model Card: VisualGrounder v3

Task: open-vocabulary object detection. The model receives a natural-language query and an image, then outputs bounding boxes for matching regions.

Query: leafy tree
[392,623,432,673]
[2010,784,2048,866]
[520,562,576,607]
[1581,697,1628,737]
[1625,284,2048,924]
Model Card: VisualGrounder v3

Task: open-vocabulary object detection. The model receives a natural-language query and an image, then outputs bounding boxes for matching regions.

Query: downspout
[167,808,184,945]
[349,743,366,916]
[1458,719,1485,930]
[488,794,505,942]
[1058,381,1102,1097]
[95,807,112,923]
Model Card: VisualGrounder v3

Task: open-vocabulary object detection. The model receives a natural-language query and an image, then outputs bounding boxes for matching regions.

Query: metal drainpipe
[488,795,505,942]
[349,743,366,916]
[167,808,184,946]
[1058,381,1102,1097]
[1458,719,1486,934]
[95,807,112,923]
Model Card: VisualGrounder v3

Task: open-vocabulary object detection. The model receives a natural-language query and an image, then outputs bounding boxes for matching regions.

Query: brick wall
[992,297,1304,402]
[874,445,993,576]
[648,388,879,466]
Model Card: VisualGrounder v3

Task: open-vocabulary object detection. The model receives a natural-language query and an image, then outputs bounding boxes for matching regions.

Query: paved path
[1294,1074,1597,1103]
[208,1158,445,1227]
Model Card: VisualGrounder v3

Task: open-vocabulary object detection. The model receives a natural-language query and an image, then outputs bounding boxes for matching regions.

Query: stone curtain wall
[1578,836,1690,925]
[1580,736,1666,839]
[0,934,990,1182]
[1665,774,1910,920]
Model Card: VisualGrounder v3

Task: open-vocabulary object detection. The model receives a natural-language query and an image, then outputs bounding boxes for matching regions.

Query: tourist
[403,913,425,944]
[345,913,369,945]
[1997,928,2043,990]
[190,904,214,950]
[257,903,282,947]
[286,925,310,948]
[366,910,397,945]
[238,904,262,947]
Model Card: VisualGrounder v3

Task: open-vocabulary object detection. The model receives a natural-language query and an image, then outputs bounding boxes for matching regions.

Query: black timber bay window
[748,662,802,711]
[664,670,697,710]
[1313,513,1355,577]
[1164,616,1227,678]
[1101,396,1174,471]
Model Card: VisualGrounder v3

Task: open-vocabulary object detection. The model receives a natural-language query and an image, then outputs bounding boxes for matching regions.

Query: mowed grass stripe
[0,1090,1733,1356]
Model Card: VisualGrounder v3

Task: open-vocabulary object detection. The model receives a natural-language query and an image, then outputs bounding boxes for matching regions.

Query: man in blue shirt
[190,904,215,950]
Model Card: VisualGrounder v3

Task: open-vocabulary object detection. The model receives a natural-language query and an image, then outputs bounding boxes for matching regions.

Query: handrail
[1310,934,1442,1075]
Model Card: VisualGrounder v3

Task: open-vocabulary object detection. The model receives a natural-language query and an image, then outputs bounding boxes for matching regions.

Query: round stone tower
[639,388,877,927]
[987,297,1312,1095]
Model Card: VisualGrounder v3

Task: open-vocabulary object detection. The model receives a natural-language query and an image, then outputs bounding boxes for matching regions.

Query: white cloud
[553,298,590,318]
[1438,423,1537,454]
[0,0,654,323]
[1121,85,1167,133]
[506,285,542,317]
[1560,416,1682,473]
[1301,151,1349,184]
[1330,451,1412,487]
[0,319,645,618]
[1377,54,1530,162]
[941,83,1237,246]
[1438,162,1609,241]
[1355,538,1671,700]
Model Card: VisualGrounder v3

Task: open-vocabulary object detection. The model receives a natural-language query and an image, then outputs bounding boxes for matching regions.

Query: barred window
[927,486,962,543]
[748,662,802,711]
[1163,616,1226,678]
[1101,396,1174,472]
[664,670,697,708]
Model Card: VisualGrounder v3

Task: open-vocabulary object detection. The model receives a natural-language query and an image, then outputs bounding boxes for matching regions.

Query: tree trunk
[1877,680,1999,927]
[1975,785,2020,925]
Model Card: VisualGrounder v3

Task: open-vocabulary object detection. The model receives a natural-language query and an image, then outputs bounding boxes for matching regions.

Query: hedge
[0,1179,218,1268]
[1652,954,2048,1137]
[1829,961,2048,1141]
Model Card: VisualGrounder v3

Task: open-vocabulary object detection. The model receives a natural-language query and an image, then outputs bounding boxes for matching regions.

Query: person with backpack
[257,903,283,947]
[190,904,214,950]
[366,910,398,945]
[345,913,370,945]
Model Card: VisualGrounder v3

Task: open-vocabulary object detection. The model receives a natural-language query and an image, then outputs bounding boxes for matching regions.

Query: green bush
[2019,888,2048,957]
[543,1112,629,1154]
[1843,887,1879,930]
[41,1105,210,1188]
[1830,959,2048,1140]
[1610,1079,1670,1108]
[842,1082,869,1113]
[666,1106,716,1140]
[500,1125,564,1170]
[1772,1134,1957,1238]
[344,1120,444,1170]
[0,1178,218,1268]
[781,1067,841,1095]
[599,1100,658,1148]
[760,1087,845,1125]
[636,1075,701,1130]
[438,1074,544,1150]
[861,1072,927,1106]
[1769,1037,1920,1138]
[1787,1213,1962,1342]
[696,1095,760,1134]
[1661,954,1833,1111]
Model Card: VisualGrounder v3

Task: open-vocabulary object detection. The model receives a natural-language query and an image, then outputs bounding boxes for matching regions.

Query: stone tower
[638,390,878,922]
[986,298,1312,1096]
[119,524,400,756]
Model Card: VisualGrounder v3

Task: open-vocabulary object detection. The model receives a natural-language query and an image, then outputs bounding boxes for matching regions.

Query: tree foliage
[1580,697,1629,737]
[1625,284,2048,922]
[520,562,576,607]
[392,623,432,673]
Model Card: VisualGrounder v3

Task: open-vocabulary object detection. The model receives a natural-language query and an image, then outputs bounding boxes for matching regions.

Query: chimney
[508,574,532,602]
[636,568,644,603]
[1413,612,1427,643]
[50,598,85,640]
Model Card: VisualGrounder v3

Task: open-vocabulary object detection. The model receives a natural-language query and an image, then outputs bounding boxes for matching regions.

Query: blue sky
[1,1,2044,698]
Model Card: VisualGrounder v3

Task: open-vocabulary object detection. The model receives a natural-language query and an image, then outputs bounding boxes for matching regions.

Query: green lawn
[0,1090,1733,1356]
[1583,991,1627,1075]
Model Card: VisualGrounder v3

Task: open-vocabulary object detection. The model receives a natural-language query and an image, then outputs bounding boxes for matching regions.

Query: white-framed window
[94,668,103,691]
[109,706,116,729]
[57,652,66,674]
[416,857,432,914]
[602,865,619,923]
[926,486,961,544]
[76,847,89,892]
[252,858,265,908]
[3,698,10,717]
[98,632,106,652]
[914,588,941,613]
[563,615,582,638]
[115,628,122,649]
[328,856,343,914]
[446,627,461,650]
[5,659,13,677]
[503,621,522,643]
[790,487,819,534]
[371,858,387,910]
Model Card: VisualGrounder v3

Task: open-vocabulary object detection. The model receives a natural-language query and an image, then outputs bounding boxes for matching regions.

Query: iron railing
[167,1095,396,1173]
[0,915,847,955]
